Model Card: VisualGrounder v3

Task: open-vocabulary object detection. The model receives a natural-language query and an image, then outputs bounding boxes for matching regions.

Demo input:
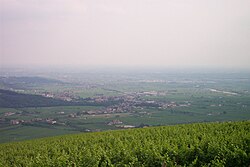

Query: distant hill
[0,89,72,108]
[0,121,249,166]
[0,76,64,89]
[0,76,63,84]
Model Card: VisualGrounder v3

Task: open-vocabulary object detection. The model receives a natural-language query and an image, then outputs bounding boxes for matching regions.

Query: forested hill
[0,89,72,108]
[0,121,249,166]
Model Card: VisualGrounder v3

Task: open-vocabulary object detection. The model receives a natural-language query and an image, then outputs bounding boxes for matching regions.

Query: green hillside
[0,89,73,108]
[0,121,249,167]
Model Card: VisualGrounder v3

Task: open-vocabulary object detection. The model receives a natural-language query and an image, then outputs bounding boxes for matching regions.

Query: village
[0,90,191,130]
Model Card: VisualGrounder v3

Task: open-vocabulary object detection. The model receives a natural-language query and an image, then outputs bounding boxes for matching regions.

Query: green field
[1,86,250,143]
[0,125,77,143]
[0,72,250,143]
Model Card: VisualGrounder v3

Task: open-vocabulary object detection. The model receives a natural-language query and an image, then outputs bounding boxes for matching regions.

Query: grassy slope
[0,121,249,167]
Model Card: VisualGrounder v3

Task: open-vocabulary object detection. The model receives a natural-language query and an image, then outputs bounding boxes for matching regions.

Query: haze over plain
[1,0,250,69]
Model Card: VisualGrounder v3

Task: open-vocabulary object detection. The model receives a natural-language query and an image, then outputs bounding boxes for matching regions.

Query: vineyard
[0,121,249,167]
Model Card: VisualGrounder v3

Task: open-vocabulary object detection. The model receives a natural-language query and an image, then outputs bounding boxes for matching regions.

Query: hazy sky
[1,0,250,69]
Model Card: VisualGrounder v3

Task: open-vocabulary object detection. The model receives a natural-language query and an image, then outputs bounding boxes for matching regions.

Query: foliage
[0,121,249,166]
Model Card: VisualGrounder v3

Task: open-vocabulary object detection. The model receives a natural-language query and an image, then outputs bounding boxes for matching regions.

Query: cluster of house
[60,92,191,118]
[107,119,136,129]
[4,112,15,117]
[9,118,57,125]
[10,120,24,125]
[107,119,123,125]
[41,91,76,101]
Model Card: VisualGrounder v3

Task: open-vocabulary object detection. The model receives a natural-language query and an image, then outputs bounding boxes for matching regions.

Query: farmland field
[0,70,250,143]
